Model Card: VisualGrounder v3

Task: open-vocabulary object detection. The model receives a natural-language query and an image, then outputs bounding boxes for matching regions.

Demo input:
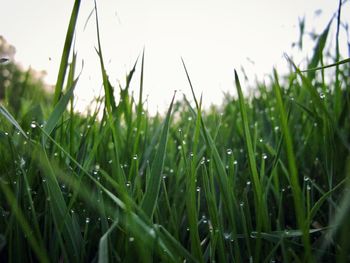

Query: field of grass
[1,1,350,262]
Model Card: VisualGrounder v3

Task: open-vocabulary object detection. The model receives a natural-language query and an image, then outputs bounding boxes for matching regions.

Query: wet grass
[1,0,350,262]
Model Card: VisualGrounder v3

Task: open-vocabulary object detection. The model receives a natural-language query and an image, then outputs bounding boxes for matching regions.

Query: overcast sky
[0,0,348,114]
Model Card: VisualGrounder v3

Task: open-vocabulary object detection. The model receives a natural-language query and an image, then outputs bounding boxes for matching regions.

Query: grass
[1,1,350,262]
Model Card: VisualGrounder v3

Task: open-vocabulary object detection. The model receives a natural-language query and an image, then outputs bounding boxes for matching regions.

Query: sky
[0,0,348,114]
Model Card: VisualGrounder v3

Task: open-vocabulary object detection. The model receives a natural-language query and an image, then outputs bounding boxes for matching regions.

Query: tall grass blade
[141,93,175,218]
[53,0,81,104]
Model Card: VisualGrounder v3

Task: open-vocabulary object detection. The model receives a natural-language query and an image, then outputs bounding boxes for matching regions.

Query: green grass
[1,1,350,262]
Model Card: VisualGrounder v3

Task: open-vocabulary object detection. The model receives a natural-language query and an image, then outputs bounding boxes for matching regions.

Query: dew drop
[226,149,233,155]
[149,229,156,237]
[85,217,90,224]
[223,232,231,240]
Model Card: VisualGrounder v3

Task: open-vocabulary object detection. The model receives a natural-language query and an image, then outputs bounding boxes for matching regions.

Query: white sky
[0,0,348,114]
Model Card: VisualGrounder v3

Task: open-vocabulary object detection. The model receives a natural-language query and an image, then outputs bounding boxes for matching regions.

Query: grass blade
[141,93,175,218]
[53,0,81,104]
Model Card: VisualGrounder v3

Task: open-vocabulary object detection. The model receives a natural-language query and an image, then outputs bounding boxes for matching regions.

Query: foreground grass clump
[1,1,350,262]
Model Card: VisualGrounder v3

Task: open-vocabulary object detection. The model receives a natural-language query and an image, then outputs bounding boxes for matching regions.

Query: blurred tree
[0,36,52,122]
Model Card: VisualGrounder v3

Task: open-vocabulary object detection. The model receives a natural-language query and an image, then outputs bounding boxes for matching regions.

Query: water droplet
[233,160,238,165]
[196,186,201,192]
[129,236,135,242]
[177,145,182,150]
[20,158,26,168]
[170,169,174,173]
[319,92,325,99]
[85,217,90,224]
[178,128,182,133]
[250,232,257,238]
[307,184,311,191]
[126,181,131,187]
[226,149,233,155]
[108,159,113,164]
[188,116,192,121]
[259,138,263,143]
[132,154,138,160]
[190,152,194,157]
[4,132,8,136]
[149,229,156,237]
[223,232,231,240]
[262,153,268,160]
[239,201,244,207]
[246,181,251,186]
[274,126,279,131]
[303,176,309,182]
[30,122,36,129]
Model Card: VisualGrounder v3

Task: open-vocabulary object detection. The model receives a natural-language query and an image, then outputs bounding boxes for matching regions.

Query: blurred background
[0,0,349,114]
